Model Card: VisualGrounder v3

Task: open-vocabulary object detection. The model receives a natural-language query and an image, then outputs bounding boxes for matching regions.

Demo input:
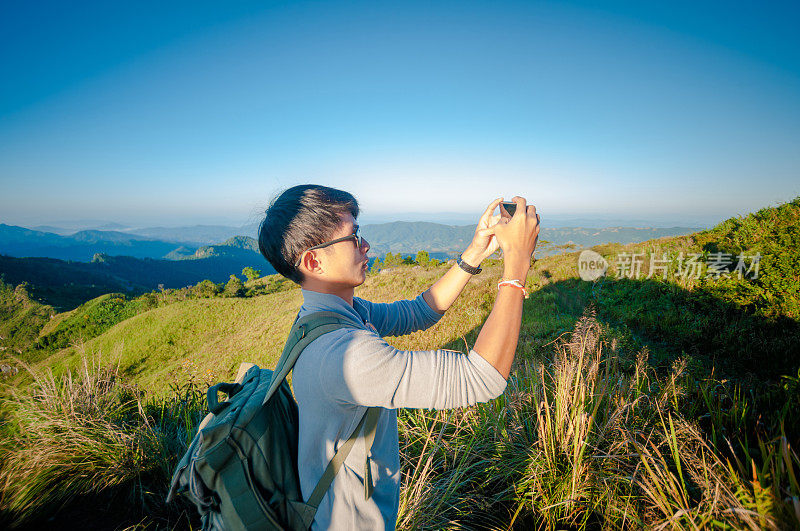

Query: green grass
[0,281,54,355]
[5,303,798,529]
[697,196,800,320]
[35,288,303,395]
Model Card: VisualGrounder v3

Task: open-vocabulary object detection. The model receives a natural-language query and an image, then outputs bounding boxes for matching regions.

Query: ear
[300,250,324,275]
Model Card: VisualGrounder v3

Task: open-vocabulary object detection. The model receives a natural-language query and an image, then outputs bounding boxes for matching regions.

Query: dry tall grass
[396,308,799,530]
[0,348,203,527]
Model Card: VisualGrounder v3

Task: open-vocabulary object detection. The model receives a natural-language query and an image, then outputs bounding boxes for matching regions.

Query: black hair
[258,185,359,284]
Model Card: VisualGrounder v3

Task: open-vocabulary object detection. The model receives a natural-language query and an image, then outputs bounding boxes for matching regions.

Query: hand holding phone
[493,197,540,273]
[500,201,517,217]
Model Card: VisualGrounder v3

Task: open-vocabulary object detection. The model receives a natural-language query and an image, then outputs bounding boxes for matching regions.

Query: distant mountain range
[0,236,276,311]
[2,222,702,262]
[28,223,253,246]
[0,221,702,310]
[123,225,255,245]
[0,224,191,261]
[359,222,703,258]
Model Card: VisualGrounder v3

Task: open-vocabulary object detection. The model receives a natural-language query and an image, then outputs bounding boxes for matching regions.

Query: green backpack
[166,311,380,530]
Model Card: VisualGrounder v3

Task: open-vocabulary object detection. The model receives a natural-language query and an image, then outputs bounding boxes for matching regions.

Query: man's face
[314,213,370,287]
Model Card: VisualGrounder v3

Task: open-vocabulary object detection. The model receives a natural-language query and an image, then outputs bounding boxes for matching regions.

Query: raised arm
[472,196,540,378]
[305,328,508,410]
[422,198,504,314]
[358,294,442,337]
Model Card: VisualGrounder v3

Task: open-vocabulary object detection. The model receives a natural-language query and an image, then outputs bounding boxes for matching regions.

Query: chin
[355,268,367,283]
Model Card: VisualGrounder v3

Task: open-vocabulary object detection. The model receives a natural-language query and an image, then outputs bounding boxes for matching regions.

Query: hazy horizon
[3,207,734,232]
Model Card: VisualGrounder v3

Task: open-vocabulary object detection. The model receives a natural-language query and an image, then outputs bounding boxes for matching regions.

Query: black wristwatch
[457,254,482,275]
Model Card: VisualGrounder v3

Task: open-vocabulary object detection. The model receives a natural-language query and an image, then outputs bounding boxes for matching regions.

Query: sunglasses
[294,226,365,267]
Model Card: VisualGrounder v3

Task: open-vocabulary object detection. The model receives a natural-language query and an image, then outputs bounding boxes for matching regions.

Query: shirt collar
[299,289,367,324]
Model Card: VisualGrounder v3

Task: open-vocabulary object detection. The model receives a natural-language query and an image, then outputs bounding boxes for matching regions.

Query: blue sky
[1,0,798,228]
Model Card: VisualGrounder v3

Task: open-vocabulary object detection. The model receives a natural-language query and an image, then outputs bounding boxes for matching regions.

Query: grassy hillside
[2,197,799,528]
[0,282,54,355]
[37,288,304,393]
[2,273,295,370]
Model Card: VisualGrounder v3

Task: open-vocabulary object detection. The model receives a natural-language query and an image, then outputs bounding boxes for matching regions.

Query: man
[258,185,539,529]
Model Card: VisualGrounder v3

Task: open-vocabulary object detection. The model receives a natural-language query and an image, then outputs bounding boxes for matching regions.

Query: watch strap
[457,254,482,274]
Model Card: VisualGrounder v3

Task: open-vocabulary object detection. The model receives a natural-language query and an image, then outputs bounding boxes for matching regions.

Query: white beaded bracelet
[497,279,529,299]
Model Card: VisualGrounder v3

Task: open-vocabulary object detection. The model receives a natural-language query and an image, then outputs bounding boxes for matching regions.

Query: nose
[361,237,370,253]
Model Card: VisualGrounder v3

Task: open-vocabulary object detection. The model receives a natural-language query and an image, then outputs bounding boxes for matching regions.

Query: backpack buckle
[299,324,306,339]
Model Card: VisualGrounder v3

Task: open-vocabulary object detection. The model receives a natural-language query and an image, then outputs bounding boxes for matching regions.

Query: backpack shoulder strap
[265,310,381,507]
[306,406,381,509]
[263,310,364,404]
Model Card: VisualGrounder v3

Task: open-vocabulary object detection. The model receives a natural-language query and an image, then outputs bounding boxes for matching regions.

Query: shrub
[698,196,800,320]
[383,252,403,267]
[241,267,261,282]
[224,274,245,298]
[191,279,221,299]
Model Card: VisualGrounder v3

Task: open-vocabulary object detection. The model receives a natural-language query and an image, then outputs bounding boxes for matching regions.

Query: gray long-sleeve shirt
[292,289,508,530]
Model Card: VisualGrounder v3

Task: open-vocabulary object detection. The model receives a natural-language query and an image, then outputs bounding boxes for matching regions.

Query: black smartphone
[500,201,517,216]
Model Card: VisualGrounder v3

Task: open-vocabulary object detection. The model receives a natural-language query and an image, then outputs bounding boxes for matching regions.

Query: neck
[301,279,355,306]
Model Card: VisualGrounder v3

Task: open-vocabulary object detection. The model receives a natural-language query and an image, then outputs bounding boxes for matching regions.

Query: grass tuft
[0,347,205,528]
